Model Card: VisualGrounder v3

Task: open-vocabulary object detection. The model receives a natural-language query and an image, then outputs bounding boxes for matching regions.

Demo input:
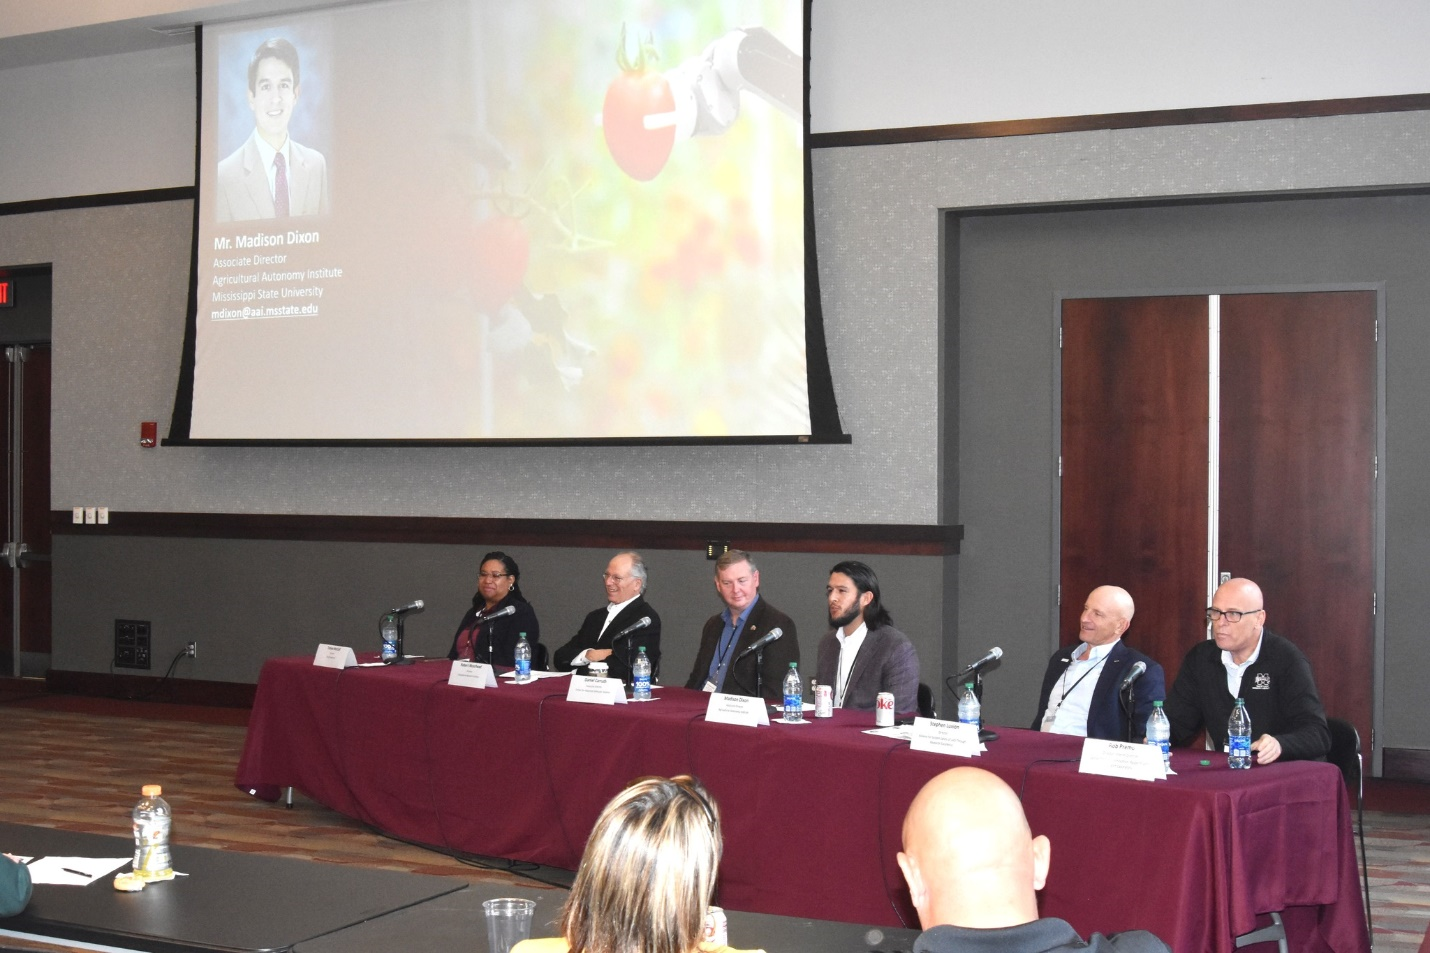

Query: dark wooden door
[0,346,52,678]
[1060,296,1210,679]
[1219,292,1376,752]
[1061,291,1377,754]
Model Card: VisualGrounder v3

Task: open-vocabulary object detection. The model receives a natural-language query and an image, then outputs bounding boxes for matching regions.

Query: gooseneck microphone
[734,626,784,660]
[952,646,1003,681]
[610,616,653,642]
[1119,660,1147,692]
[475,604,517,623]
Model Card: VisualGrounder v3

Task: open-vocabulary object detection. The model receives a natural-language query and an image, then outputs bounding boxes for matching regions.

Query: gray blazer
[216,130,330,223]
[815,623,920,714]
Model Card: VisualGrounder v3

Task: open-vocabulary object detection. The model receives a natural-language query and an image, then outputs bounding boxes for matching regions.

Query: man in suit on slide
[216,37,329,223]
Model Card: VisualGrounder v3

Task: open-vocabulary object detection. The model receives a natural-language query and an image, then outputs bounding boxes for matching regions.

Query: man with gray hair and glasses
[553,551,661,683]
[1164,576,1330,763]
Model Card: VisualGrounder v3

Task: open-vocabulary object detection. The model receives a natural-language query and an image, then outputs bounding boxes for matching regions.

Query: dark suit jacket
[684,596,798,703]
[552,597,661,683]
[1031,641,1166,742]
[814,623,920,714]
[446,593,541,668]
[1164,630,1329,761]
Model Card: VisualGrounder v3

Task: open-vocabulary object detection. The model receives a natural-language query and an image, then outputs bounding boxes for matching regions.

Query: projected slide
[192,0,808,441]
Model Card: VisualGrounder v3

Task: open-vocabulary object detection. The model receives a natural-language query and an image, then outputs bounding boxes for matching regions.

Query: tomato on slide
[470,215,530,314]
[602,27,675,182]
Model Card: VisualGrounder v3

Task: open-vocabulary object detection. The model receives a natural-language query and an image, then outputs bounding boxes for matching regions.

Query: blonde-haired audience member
[514,775,762,953]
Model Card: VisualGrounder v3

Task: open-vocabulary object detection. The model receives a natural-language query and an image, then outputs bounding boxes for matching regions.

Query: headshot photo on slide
[215,34,331,224]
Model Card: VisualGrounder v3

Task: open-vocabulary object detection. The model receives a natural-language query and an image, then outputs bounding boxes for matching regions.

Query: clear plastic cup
[483,897,536,953]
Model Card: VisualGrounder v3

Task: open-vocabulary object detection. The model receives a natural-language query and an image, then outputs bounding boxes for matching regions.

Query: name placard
[1078,738,1167,781]
[313,644,357,669]
[448,661,498,689]
[566,675,628,705]
[909,717,983,756]
[705,692,770,727]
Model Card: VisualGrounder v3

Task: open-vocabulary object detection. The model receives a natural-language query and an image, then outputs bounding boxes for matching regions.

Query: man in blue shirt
[684,549,797,703]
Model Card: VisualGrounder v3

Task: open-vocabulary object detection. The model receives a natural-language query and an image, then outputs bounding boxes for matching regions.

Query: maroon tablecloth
[235,656,1368,953]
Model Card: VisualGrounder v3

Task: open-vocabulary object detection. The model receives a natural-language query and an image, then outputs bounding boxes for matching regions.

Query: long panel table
[235,656,1369,953]
[0,821,466,953]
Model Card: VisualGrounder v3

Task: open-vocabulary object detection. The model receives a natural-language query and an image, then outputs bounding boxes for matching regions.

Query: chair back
[1325,717,1361,790]
[917,682,936,719]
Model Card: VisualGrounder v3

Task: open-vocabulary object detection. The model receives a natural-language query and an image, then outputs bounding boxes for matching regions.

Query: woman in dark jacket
[447,551,541,668]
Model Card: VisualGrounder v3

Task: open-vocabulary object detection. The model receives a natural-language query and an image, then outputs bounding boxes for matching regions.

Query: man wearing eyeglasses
[1164,577,1330,763]
[553,551,661,683]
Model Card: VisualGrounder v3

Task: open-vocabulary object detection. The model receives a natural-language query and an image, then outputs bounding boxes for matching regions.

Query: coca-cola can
[703,906,728,947]
[875,692,895,727]
[814,684,833,718]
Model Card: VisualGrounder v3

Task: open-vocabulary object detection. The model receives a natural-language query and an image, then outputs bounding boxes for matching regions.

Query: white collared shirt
[1221,633,1264,698]
[251,133,292,201]
[1042,639,1117,736]
[572,594,642,666]
[834,622,868,707]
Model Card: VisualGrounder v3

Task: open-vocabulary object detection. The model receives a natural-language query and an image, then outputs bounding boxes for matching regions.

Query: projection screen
[172,0,842,444]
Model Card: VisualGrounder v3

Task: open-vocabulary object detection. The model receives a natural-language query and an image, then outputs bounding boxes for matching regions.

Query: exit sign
[0,279,12,308]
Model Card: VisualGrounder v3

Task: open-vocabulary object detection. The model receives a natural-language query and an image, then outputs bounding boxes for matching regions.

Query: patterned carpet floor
[0,692,1426,951]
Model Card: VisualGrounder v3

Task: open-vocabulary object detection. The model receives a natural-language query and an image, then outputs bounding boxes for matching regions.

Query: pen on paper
[62,867,88,877]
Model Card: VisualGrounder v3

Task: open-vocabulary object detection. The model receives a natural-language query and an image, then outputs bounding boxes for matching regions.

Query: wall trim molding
[1382,747,1430,783]
[811,93,1430,149]
[0,187,194,218]
[45,669,257,707]
[50,511,963,556]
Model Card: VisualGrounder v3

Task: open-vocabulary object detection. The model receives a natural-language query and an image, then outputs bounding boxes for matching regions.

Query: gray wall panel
[52,536,946,697]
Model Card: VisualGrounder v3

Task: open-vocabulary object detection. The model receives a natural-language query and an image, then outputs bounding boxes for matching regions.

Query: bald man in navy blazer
[1031,585,1165,742]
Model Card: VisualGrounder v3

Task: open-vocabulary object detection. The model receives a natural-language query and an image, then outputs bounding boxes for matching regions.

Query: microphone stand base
[979,728,999,744]
[386,656,416,666]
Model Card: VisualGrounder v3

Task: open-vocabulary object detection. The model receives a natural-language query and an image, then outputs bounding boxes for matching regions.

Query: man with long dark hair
[814,560,919,715]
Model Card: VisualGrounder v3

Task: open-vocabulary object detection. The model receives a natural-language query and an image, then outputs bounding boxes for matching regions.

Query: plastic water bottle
[132,784,172,881]
[380,616,398,662]
[783,662,803,723]
[957,682,980,729]
[514,632,532,682]
[1146,700,1171,766]
[632,647,652,700]
[1228,697,1252,769]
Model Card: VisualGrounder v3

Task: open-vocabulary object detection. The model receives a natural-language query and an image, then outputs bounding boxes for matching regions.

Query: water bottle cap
[141,784,162,797]
[639,646,646,652]
[965,682,973,690]
[789,662,797,668]
[1153,700,1163,707]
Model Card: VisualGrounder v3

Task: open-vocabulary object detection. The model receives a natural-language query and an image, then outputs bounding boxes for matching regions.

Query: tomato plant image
[469,214,530,314]
[602,26,676,182]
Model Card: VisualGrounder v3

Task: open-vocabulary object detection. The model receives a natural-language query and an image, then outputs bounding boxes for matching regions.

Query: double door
[1060,291,1376,756]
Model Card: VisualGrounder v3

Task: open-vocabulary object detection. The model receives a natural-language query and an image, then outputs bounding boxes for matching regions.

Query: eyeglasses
[602,573,630,583]
[478,572,512,581]
[1206,607,1262,623]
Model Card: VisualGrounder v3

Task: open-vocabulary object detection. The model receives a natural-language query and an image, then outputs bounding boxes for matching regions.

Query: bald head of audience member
[897,767,1051,931]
